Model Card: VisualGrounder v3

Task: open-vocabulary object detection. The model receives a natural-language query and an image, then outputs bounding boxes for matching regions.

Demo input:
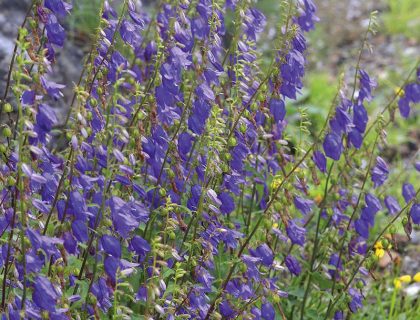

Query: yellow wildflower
[373,241,385,258]
[271,176,282,190]
[393,279,402,289]
[394,87,405,97]
[413,272,420,283]
[314,194,323,205]
[399,275,411,283]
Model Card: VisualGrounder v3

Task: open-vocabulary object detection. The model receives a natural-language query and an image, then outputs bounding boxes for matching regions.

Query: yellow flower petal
[375,248,385,258]
[394,87,405,97]
[414,272,420,283]
[374,241,383,250]
[393,279,402,289]
[399,275,411,283]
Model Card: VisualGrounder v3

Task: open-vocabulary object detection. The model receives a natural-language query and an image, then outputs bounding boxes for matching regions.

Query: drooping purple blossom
[384,196,400,215]
[371,157,389,187]
[286,220,306,246]
[285,255,301,276]
[312,150,327,173]
[323,132,343,161]
[402,183,416,203]
[411,203,420,224]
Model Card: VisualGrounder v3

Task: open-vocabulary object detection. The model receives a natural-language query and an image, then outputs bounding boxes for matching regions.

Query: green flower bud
[2,126,12,138]
[169,231,176,240]
[239,123,247,134]
[224,153,232,161]
[168,169,175,179]
[3,103,13,113]
[41,311,49,319]
[0,144,6,154]
[103,218,113,227]
[264,219,272,230]
[86,111,93,121]
[7,176,16,186]
[228,137,237,147]
[159,188,167,197]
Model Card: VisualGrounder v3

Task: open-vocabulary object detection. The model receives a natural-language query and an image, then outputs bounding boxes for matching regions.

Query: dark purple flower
[21,90,35,106]
[45,0,72,17]
[330,107,353,134]
[285,255,301,275]
[104,256,119,283]
[261,301,275,320]
[101,235,121,258]
[402,183,415,203]
[32,276,61,311]
[312,150,327,173]
[26,250,45,274]
[355,218,369,238]
[348,128,363,149]
[297,0,319,32]
[219,300,235,318]
[371,157,389,187]
[41,76,65,100]
[328,253,342,279]
[144,41,157,61]
[411,203,420,224]
[358,70,376,102]
[353,103,368,133]
[250,243,274,266]
[46,14,66,46]
[286,220,306,246]
[37,104,57,132]
[323,132,343,161]
[130,235,151,256]
[110,196,149,238]
[72,220,88,242]
[195,266,214,291]
[348,288,363,313]
[188,99,211,134]
[120,19,141,48]
[384,196,400,215]
[128,5,145,27]
[218,192,235,214]
[178,132,193,158]
[196,83,215,101]
[269,98,286,122]
[398,97,411,118]
[136,286,147,301]
[365,193,382,212]
[404,83,420,103]
[63,232,77,254]
[170,47,192,68]
[334,311,344,320]
[294,196,314,215]
[187,185,202,211]
[91,277,112,311]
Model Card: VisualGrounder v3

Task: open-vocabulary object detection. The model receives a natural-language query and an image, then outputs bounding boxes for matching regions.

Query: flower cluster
[0,0,419,319]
